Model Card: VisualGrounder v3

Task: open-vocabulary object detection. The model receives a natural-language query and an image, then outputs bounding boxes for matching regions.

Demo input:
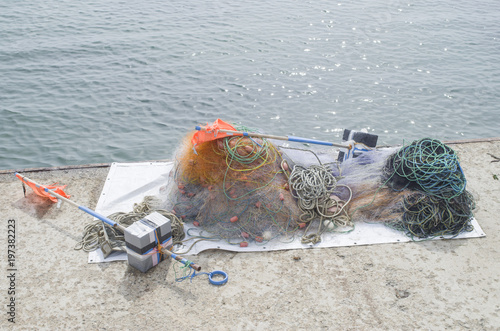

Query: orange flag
[15,173,71,203]
[191,119,242,146]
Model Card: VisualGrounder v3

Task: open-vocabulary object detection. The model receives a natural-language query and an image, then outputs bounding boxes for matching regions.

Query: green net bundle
[390,191,475,238]
[383,138,475,238]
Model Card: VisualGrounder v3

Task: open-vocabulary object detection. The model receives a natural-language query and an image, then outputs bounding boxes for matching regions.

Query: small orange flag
[16,173,71,203]
[191,119,242,146]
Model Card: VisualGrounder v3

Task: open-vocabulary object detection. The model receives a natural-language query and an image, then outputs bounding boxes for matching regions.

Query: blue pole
[195,126,349,149]
[15,172,125,232]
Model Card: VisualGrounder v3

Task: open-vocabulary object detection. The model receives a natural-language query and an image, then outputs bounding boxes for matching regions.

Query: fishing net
[340,138,475,238]
[381,138,475,238]
[389,190,475,239]
[163,129,303,244]
[158,125,356,246]
[334,147,410,223]
[160,132,476,244]
[76,128,476,255]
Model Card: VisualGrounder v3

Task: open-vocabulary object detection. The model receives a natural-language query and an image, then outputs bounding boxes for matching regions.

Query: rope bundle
[385,138,474,238]
[75,196,185,252]
[388,138,466,200]
[390,191,475,239]
[288,164,352,244]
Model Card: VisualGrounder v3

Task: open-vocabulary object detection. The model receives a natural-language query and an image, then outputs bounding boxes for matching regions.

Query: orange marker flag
[191,119,242,146]
[15,173,71,203]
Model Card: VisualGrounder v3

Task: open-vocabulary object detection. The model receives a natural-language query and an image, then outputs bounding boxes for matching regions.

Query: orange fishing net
[166,128,303,244]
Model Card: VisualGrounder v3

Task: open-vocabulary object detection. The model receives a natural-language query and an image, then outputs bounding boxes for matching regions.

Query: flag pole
[15,172,125,232]
[195,126,352,149]
[15,172,202,271]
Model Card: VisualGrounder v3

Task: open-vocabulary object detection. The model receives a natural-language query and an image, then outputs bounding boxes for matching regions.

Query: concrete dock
[1,139,499,330]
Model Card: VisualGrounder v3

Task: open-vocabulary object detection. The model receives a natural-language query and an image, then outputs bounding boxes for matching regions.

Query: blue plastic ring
[208,270,228,286]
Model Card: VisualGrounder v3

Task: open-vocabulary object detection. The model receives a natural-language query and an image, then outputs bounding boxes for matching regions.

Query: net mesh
[75,127,477,257]
[156,133,476,244]
[163,130,303,244]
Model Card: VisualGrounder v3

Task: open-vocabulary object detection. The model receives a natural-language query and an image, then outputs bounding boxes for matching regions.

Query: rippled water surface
[1,0,499,170]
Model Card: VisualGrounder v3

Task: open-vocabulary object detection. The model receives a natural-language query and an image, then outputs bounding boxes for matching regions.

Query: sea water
[1,0,499,170]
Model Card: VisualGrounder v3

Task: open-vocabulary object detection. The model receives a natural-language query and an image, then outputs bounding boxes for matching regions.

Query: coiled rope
[288,164,352,244]
[388,190,475,239]
[75,196,185,252]
[389,138,466,200]
[384,138,474,238]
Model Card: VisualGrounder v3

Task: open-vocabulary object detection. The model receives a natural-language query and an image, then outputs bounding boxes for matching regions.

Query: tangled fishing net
[382,138,475,238]
[76,123,476,253]
[157,123,355,247]
[148,133,475,244]
[344,137,475,239]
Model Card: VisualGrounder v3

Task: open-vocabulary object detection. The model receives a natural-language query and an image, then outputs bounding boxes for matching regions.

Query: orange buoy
[241,232,249,238]
[255,236,263,242]
[299,223,306,229]
[240,241,249,247]
[193,221,200,227]
[230,216,238,223]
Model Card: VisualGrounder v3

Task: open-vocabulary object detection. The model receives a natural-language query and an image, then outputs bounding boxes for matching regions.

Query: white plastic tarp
[88,161,485,263]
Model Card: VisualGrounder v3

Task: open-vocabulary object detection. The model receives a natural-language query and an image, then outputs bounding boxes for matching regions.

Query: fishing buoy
[323,220,335,230]
[241,231,249,238]
[299,223,306,229]
[193,221,200,227]
[279,192,284,201]
[230,216,238,223]
[240,241,248,247]
[255,201,262,208]
[255,236,263,242]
